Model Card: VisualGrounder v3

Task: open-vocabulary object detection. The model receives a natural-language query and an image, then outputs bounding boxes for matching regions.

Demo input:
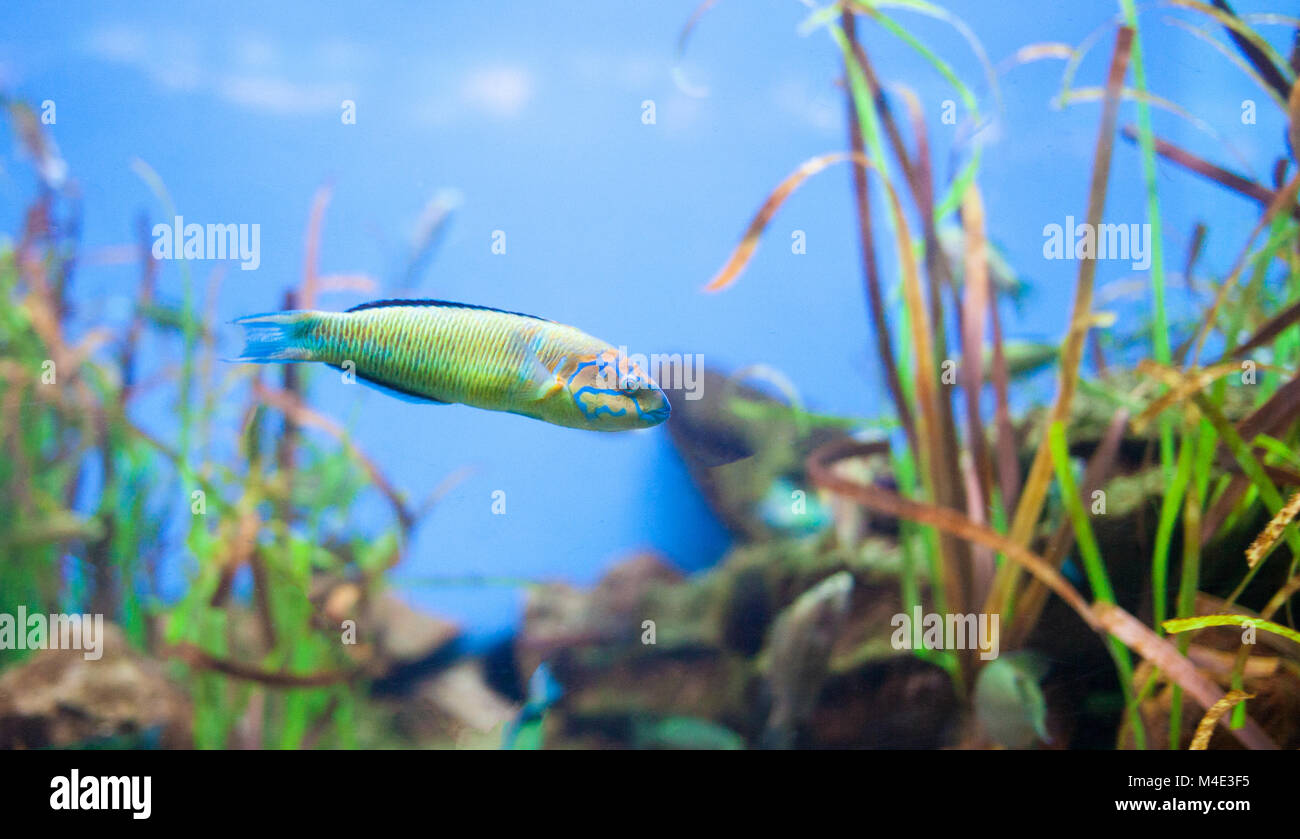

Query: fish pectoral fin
[510,332,562,401]
[1013,676,1051,742]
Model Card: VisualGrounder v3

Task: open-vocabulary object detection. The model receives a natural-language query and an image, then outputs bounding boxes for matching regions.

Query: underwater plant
[2,0,1299,755]
[690,0,1300,749]
[0,111,469,746]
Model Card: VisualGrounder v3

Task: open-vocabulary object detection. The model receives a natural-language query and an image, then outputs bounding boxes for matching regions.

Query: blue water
[0,0,1290,637]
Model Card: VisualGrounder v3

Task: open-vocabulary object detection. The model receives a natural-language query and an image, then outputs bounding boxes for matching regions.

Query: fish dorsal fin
[346,298,553,323]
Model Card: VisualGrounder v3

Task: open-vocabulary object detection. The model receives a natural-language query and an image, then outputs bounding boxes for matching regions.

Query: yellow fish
[235,298,670,431]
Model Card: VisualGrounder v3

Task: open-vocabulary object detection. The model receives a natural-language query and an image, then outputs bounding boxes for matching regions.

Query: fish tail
[232,310,320,362]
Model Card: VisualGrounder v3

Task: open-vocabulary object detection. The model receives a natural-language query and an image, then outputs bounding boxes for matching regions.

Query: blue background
[1,1,1292,636]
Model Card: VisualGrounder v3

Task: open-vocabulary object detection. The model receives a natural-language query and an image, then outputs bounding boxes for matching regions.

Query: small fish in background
[938,226,1028,309]
[502,663,563,750]
[955,341,1059,382]
[762,570,854,749]
[3,99,68,190]
[1060,557,1086,589]
[396,189,461,292]
[974,650,1053,749]
[233,298,670,431]
[757,476,833,537]
[663,366,857,537]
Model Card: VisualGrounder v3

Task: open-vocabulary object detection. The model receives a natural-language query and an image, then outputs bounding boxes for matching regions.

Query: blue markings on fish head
[564,349,671,430]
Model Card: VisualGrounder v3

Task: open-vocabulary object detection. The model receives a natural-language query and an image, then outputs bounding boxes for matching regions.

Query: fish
[938,226,1028,308]
[761,570,854,748]
[757,476,832,536]
[502,663,563,750]
[233,298,670,431]
[974,650,1052,749]
[664,366,857,534]
[956,341,1059,382]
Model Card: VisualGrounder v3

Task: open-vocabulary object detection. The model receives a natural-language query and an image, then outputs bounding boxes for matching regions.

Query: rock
[0,623,190,748]
[591,553,684,620]
[510,537,957,748]
[368,593,459,665]
[517,552,682,678]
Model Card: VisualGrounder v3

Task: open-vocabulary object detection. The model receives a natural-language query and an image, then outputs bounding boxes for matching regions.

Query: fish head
[974,652,1052,748]
[776,571,854,651]
[561,349,671,430]
[803,570,854,634]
